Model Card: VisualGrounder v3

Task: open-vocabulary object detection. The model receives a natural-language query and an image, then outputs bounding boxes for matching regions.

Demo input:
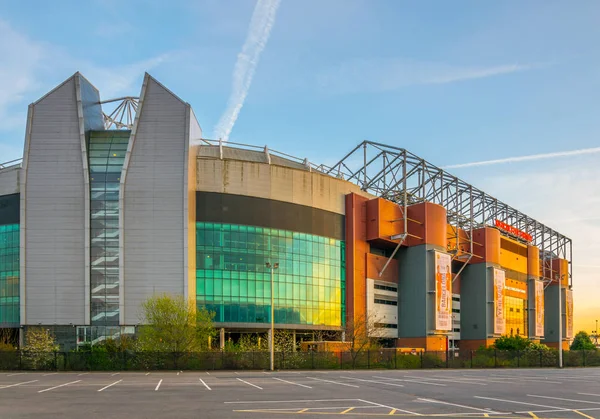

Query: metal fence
[0,349,599,371]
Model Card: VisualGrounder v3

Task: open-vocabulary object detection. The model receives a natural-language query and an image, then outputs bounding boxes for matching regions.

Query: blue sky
[1,0,599,328]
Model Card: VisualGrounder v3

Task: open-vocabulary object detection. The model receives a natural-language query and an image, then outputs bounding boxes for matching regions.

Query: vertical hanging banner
[493,268,506,335]
[434,251,452,331]
[535,280,545,337]
[565,289,574,339]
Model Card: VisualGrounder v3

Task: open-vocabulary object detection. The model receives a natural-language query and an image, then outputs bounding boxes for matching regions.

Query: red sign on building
[494,220,532,242]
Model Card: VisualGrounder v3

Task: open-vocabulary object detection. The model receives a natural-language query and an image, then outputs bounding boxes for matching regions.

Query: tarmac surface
[1,368,600,418]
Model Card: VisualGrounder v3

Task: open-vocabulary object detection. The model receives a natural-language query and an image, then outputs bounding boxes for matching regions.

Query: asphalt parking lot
[0,368,599,418]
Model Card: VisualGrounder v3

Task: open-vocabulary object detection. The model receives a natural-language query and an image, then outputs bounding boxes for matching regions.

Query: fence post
[311,350,315,369]
[367,350,370,369]
[221,349,224,369]
[122,351,127,371]
[420,351,423,369]
[494,349,497,368]
[394,351,397,370]
[54,351,58,371]
[470,350,473,368]
[340,352,343,370]
[63,352,67,371]
[19,350,22,370]
[517,350,520,368]
[539,350,543,368]
[446,350,449,369]
[583,350,586,367]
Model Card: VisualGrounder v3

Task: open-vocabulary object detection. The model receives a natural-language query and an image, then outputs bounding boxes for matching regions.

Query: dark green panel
[398,245,428,337]
[0,194,19,226]
[459,263,490,340]
[196,192,344,241]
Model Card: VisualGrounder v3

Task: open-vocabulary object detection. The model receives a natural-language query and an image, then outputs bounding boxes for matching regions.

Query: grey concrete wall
[196,159,373,216]
[0,167,20,196]
[21,74,92,325]
[543,285,563,343]
[122,75,189,324]
[459,263,492,340]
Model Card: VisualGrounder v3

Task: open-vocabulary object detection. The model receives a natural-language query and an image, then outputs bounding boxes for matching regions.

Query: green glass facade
[0,224,19,325]
[88,131,130,326]
[196,222,345,327]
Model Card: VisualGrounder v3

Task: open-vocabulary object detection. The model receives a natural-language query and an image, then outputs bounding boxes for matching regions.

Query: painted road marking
[580,393,600,397]
[0,380,38,390]
[272,377,312,389]
[237,378,263,390]
[199,378,211,390]
[38,380,82,393]
[528,394,600,405]
[155,379,162,391]
[474,396,569,411]
[7,373,25,377]
[42,373,57,376]
[418,398,502,414]
[111,373,120,377]
[340,376,404,387]
[77,373,89,376]
[340,407,354,414]
[98,379,122,392]
[225,399,360,404]
[574,411,596,419]
[307,377,359,388]
[358,399,420,416]
[372,376,446,387]
[528,413,539,418]
[409,375,486,386]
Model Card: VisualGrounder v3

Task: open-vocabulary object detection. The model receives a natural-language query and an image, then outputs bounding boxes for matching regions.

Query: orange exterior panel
[406,202,447,248]
[366,198,405,246]
[499,236,528,274]
[397,336,447,352]
[460,339,497,351]
[472,227,500,265]
[527,245,540,279]
[447,224,471,258]
[345,193,369,325]
[505,278,527,299]
[366,253,398,284]
[550,258,569,286]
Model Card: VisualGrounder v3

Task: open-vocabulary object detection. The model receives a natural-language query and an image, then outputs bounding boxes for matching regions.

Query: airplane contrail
[444,146,600,169]
[213,0,281,142]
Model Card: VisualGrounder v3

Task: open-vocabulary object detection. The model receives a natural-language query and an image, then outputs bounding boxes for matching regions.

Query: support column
[219,328,225,349]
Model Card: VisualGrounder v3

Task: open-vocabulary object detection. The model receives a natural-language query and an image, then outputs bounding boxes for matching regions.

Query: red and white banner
[434,251,452,331]
[493,268,506,335]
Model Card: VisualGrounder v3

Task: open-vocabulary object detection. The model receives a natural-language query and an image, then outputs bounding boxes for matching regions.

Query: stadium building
[0,73,573,350]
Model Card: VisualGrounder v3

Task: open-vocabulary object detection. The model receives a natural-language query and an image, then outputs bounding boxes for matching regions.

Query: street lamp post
[556,274,564,368]
[266,262,279,371]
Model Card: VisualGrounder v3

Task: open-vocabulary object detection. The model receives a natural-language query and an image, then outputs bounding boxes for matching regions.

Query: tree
[137,294,216,358]
[570,331,597,351]
[23,328,59,369]
[344,312,381,368]
[494,335,531,351]
[0,329,16,351]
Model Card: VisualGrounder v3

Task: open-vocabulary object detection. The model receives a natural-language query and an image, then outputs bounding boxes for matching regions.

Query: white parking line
[111,373,120,377]
[145,372,150,376]
[224,399,360,404]
[42,373,57,376]
[528,394,600,405]
[98,379,122,392]
[38,380,82,393]
[77,373,89,376]
[237,378,262,390]
[155,379,162,391]
[407,375,486,386]
[272,377,312,389]
[372,376,446,387]
[418,398,502,414]
[0,380,38,390]
[307,377,359,388]
[340,376,404,387]
[199,378,211,390]
[7,373,25,377]
[474,396,568,411]
[579,393,600,397]
[359,399,420,416]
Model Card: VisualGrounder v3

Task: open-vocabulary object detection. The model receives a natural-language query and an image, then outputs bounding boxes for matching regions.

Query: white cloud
[444,147,600,169]
[213,0,281,142]
[316,58,533,95]
[0,19,170,136]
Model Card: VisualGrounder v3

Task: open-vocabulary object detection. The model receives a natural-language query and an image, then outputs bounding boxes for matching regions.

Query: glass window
[196,222,345,327]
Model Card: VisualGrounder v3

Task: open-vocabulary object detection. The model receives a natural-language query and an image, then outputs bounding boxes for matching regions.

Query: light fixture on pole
[555,274,563,368]
[266,261,279,371]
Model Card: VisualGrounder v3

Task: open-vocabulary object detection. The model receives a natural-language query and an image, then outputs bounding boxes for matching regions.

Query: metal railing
[1,349,598,371]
